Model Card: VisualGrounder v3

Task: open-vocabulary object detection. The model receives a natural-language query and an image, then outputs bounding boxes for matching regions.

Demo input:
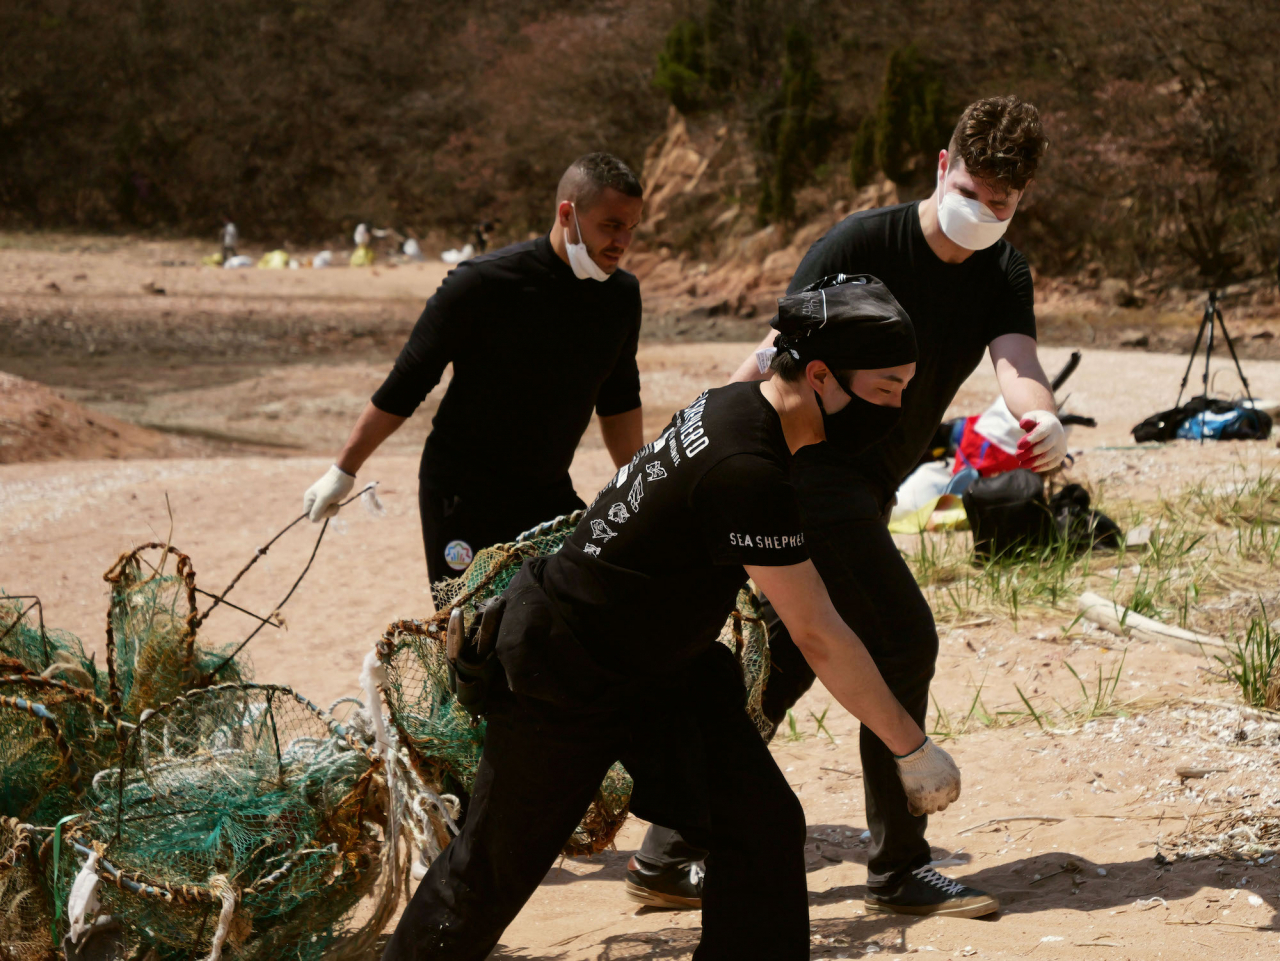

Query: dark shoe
[624,856,703,910]
[865,866,999,919]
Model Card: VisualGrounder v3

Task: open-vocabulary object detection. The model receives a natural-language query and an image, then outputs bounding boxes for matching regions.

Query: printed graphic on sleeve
[626,476,644,512]
[607,503,630,525]
[645,462,668,482]
[590,519,616,541]
[583,543,601,556]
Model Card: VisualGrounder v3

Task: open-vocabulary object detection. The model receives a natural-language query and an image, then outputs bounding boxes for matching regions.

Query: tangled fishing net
[0,500,775,959]
[45,683,394,961]
[0,522,411,961]
[379,511,772,859]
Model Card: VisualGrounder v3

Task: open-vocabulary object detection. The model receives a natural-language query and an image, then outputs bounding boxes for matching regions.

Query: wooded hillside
[2,0,1276,287]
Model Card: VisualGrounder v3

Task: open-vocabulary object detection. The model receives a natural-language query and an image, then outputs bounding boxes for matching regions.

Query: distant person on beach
[472,220,497,253]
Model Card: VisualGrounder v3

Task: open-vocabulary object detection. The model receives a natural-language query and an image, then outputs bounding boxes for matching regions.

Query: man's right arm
[303,264,479,520]
[746,559,961,815]
[746,560,924,755]
[334,403,407,475]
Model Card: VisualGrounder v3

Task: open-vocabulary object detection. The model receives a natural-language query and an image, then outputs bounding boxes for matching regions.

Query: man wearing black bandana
[381,276,962,961]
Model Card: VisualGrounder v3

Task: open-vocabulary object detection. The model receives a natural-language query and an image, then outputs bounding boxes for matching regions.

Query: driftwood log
[1076,592,1227,656]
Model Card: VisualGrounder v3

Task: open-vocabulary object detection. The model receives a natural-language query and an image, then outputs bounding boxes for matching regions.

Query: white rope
[360,649,401,890]
[65,851,101,945]
[202,874,237,961]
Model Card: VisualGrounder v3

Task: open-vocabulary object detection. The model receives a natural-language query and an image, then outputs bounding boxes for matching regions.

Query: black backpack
[962,469,1055,561]
[1049,484,1123,551]
[1131,395,1271,442]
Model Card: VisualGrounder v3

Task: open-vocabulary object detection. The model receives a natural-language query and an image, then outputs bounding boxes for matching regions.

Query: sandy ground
[4,236,1280,959]
[4,343,1280,958]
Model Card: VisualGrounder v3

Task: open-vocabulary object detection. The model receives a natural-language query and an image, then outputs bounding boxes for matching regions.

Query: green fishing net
[381,512,773,859]
[43,683,390,961]
[2,540,402,961]
[103,544,249,719]
[0,511,773,958]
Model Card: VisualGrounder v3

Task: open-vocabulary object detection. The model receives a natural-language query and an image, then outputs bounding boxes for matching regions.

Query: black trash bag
[1049,483,1123,551]
[1218,406,1273,440]
[962,469,1055,561]
[1131,395,1268,442]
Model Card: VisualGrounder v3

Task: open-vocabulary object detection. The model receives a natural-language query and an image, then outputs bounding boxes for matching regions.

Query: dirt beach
[3,239,1280,959]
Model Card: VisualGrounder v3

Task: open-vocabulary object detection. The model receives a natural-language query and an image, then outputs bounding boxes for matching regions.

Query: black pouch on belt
[445,596,505,721]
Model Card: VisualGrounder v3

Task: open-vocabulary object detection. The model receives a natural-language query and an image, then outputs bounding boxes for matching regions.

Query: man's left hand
[1016,410,1066,472]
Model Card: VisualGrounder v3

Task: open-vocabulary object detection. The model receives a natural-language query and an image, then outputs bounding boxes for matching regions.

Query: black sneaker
[624,856,704,910]
[865,866,999,919]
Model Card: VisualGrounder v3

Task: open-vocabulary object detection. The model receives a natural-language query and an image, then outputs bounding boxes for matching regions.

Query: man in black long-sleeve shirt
[303,153,647,582]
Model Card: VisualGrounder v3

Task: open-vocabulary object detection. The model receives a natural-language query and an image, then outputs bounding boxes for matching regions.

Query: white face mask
[564,203,611,282]
[935,165,1012,251]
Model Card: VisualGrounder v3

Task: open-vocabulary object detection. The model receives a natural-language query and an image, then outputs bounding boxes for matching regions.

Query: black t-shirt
[787,202,1037,498]
[535,382,807,676]
[371,235,642,495]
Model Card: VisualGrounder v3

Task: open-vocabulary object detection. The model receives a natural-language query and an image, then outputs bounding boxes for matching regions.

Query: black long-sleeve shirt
[372,235,642,495]
[786,203,1037,499]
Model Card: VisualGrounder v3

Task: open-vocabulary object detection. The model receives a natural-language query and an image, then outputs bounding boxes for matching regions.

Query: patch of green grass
[1215,605,1280,710]
[929,673,1031,741]
[809,704,836,745]
[904,466,1277,635]
[1186,468,1280,527]
[1060,648,1128,721]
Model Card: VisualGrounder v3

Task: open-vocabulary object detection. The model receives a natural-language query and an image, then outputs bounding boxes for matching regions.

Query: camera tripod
[1174,289,1256,415]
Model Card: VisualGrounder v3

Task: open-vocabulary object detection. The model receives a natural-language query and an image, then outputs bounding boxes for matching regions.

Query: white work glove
[894,737,961,816]
[303,465,355,522]
[1016,409,1067,473]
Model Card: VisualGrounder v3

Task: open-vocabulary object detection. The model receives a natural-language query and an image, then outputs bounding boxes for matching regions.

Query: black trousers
[419,481,585,584]
[381,645,810,961]
[640,447,938,889]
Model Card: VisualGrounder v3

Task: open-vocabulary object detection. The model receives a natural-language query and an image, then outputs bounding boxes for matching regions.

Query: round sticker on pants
[444,539,474,572]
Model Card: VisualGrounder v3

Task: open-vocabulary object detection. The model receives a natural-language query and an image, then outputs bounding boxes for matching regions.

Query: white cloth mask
[564,204,611,282]
[935,166,1012,251]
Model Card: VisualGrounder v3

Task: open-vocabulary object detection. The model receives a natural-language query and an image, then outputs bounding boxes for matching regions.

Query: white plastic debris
[440,243,475,264]
[361,482,387,517]
[66,851,102,945]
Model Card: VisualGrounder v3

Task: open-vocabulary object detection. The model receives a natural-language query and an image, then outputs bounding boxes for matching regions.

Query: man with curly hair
[629,96,1060,920]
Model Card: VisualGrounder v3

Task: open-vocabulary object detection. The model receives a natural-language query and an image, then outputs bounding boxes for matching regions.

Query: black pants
[641,447,938,889]
[381,646,810,961]
[419,481,585,584]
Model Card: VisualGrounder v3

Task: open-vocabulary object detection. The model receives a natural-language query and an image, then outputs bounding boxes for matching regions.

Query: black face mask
[816,377,902,455]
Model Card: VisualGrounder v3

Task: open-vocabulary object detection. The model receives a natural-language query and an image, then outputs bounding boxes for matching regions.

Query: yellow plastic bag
[888,494,969,534]
[257,249,290,269]
[349,244,375,267]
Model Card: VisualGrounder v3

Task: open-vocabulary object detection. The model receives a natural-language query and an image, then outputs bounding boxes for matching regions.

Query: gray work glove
[894,737,961,816]
[303,465,355,522]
